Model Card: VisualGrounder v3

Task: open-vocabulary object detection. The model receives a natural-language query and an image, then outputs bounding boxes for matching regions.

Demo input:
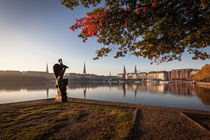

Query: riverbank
[196,82,210,89]
[0,98,209,139]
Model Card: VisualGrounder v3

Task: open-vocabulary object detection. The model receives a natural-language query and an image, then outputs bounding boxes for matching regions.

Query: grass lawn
[0,103,134,140]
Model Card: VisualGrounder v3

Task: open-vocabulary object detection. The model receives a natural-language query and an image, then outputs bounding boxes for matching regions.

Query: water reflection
[116,83,195,96]
[46,88,49,98]
[115,83,210,106]
[83,88,86,99]
[0,81,209,110]
[0,81,54,91]
[193,86,210,105]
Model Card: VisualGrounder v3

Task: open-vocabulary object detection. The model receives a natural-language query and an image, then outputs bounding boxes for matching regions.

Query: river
[0,81,209,111]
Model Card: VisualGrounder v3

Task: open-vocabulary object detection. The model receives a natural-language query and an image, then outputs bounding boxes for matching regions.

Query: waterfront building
[22,71,51,79]
[121,66,139,80]
[68,72,112,81]
[147,71,168,81]
[0,64,53,81]
[191,69,199,75]
[0,70,23,81]
[0,70,22,77]
[116,73,125,79]
[116,66,126,79]
[22,64,52,79]
[127,65,138,79]
[169,69,199,81]
[136,72,147,80]
[126,73,137,79]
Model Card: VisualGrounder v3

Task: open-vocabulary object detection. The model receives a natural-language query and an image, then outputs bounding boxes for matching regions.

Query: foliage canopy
[192,64,210,81]
[62,0,210,63]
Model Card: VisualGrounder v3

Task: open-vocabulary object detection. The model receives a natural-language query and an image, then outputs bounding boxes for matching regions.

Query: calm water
[0,82,209,111]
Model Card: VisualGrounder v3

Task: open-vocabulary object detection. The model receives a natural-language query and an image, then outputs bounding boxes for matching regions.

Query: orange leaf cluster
[70,9,107,42]
[192,64,210,81]
[69,1,159,42]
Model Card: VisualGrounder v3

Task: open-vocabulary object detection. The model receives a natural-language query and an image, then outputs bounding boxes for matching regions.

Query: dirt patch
[134,108,210,140]
[0,103,134,140]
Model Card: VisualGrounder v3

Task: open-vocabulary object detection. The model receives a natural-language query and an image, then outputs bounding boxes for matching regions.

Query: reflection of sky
[68,87,210,111]
[0,89,56,104]
[0,0,209,75]
[0,83,209,111]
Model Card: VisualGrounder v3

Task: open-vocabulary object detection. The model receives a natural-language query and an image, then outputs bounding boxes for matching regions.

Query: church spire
[134,65,137,74]
[83,62,86,74]
[123,65,126,74]
[46,63,49,73]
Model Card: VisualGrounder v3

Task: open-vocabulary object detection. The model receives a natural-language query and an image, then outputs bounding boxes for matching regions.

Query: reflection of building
[122,84,126,98]
[168,83,193,96]
[83,88,86,99]
[146,83,166,93]
[116,83,195,96]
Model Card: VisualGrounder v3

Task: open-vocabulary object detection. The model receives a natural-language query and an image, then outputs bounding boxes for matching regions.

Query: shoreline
[0,98,209,112]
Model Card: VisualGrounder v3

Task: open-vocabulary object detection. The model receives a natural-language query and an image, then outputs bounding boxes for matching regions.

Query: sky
[0,0,209,75]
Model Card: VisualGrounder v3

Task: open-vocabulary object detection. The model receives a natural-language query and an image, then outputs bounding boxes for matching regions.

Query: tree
[192,64,210,81]
[61,0,210,63]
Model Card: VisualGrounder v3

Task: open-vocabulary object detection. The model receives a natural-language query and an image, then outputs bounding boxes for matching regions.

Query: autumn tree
[62,0,210,63]
[192,64,210,81]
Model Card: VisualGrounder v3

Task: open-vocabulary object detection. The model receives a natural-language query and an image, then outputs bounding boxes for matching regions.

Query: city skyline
[0,62,203,75]
[0,0,209,75]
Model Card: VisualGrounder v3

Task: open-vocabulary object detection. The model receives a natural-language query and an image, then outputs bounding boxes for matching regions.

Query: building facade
[169,69,199,81]
[147,71,168,81]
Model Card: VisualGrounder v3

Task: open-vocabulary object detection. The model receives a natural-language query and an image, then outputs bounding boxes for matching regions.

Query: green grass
[0,103,134,140]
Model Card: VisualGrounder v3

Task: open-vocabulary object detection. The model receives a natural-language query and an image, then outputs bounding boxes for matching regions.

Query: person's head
[58,59,62,64]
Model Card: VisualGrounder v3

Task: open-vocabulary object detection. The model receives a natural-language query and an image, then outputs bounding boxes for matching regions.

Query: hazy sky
[0,0,209,75]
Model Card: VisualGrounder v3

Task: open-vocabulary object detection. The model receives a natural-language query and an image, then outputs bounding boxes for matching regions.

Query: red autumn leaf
[152,2,157,8]
[69,26,75,31]
[142,7,147,13]
[136,9,141,15]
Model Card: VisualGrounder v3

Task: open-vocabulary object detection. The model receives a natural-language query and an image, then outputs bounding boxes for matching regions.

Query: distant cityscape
[117,65,199,81]
[0,63,200,82]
